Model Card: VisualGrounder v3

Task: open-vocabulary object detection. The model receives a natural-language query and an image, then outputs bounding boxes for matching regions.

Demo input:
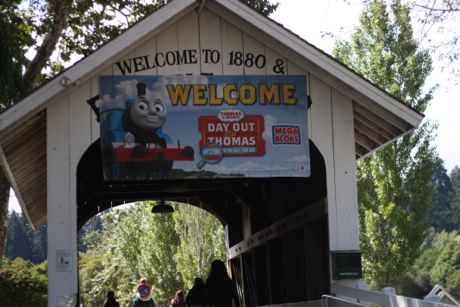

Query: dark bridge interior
[77,139,329,305]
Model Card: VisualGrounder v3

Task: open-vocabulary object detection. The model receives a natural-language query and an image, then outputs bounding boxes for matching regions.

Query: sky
[270,0,460,173]
[8,0,460,212]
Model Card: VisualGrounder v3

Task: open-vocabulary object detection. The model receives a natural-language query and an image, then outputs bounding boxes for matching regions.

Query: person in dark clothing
[186,277,205,307]
[170,290,186,307]
[103,291,120,307]
[204,260,238,307]
[132,278,156,307]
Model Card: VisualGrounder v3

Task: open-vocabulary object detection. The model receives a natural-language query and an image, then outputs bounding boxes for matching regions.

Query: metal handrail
[322,295,366,307]
[332,284,457,307]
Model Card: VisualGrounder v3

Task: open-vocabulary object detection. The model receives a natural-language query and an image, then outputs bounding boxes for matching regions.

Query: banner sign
[99,75,310,181]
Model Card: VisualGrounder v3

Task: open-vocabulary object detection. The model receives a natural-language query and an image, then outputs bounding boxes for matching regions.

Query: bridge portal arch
[76,138,329,305]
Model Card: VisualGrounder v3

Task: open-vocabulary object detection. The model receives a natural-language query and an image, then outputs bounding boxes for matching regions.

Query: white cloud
[100,94,128,111]
[115,79,139,98]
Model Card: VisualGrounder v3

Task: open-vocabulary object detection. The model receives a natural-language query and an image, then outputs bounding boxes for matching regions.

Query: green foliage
[0,258,47,306]
[333,0,439,289]
[5,212,31,260]
[428,163,454,231]
[408,230,460,298]
[244,0,278,16]
[426,165,460,232]
[446,269,460,298]
[0,1,32,107]
[78,252,105,306]
[79,202,226,307]
[399,268,433,299]
[415,248,441,272]
[140,204,182,305]
[408,0,460,83]
[430,237,460,285]
[80,205,151,307]
[449,167,460,229]
[77,214,103,252]
[7,0,279,85]
[5,211,47,264]
[59,1,167,61]
[414,230,460,273]
[173,204,226,291]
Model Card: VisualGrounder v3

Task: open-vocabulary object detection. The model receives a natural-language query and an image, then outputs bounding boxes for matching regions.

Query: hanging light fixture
[151,199,174,213]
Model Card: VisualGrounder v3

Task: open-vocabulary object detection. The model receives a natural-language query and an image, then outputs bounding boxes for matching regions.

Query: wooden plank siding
[199,9,223,75]
[0,112,46,227]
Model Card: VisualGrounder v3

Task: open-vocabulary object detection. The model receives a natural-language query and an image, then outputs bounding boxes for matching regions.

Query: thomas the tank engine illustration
[101,81,194,181]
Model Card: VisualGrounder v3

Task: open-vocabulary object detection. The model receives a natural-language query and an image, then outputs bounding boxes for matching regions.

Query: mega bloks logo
[272,125,301,145]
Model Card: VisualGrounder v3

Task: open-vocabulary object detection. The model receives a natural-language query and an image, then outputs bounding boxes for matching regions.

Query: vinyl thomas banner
[99,75,310,181]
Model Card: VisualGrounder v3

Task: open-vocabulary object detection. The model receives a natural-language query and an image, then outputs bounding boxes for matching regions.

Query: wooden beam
[224,181,260,207]
[354,130,380,152]
[354,112,395,140]
[0,145,35,228]
[354,119,390,145]
[228,199,326,259]
[355,144,367,158]
[353,103,403,137]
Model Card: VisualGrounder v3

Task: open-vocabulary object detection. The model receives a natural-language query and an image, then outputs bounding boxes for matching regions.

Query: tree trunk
[0,169,10,262]
[24,0,72,86]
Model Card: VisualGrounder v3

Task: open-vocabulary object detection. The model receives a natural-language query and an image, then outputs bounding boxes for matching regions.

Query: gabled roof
[0,0,424,227]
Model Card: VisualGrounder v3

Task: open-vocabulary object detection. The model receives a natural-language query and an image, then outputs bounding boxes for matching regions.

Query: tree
[401,229,460,298]
[430,238,460,285]
[77,214,103,252]
[0,258,48,306]
[333,0,439,289]
[173,204,226,291]
[446,269,460,299]
[29,222,47,264]
[4,211,47,264]
[408,0,460,82]
[4,212,31,261]
[449,166,460,229]
[0,0,32,261]
[80,205,149,306]
[427,162,453,231]
[78,202,227,306]
[80,203,182,306]
[415,230,460,298]
[245,0,278,16]
[78,252,105,306]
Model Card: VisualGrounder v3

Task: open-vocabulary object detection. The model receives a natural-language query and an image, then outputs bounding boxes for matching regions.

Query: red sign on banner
[198,111,265,157]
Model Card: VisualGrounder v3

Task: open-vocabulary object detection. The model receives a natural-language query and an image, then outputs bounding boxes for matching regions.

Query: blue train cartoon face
[128,83,167,131]
[99,80,194,181]
[122,82,169,149]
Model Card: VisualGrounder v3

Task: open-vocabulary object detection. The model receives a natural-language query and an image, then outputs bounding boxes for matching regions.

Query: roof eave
[0,145,35,228]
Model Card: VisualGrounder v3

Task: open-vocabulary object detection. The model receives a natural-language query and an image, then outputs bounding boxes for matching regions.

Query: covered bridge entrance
[0,0,423,306]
